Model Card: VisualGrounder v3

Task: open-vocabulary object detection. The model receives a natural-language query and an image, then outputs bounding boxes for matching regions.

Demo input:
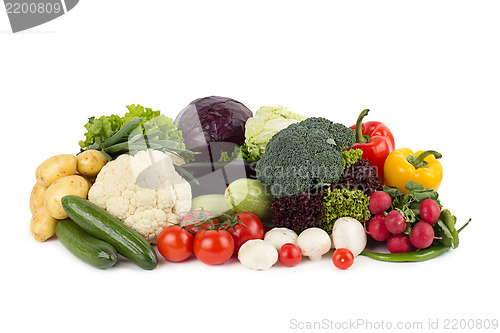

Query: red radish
[410,222,435,249]
[369,191,392,214]
[419,199,441,224]
[366,214,391,241]
[384,210,407,234]
[387,234,412,253]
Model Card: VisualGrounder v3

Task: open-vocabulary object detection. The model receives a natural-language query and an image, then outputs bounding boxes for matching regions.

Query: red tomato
[332,248,354,270]
[180,210,219,234]
[278,243,302,267]
[226,212,264,254]
[193,229,234,265]
[156,225,193,262]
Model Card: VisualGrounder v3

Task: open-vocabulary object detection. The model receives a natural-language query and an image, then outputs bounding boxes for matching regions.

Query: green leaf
[79,104,193,162]
[403,222,412,235]
[405,181,425,193]
[439,209,460,249]
[409,189,439,202]
[382,185,403,199]
[79,114,123,148]
[435,220,453,247]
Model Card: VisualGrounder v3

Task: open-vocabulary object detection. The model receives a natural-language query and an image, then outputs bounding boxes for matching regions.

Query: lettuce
[79,104,191,161]
[241,106,307,161]
[79,114,123,149]
[124,105,185,148]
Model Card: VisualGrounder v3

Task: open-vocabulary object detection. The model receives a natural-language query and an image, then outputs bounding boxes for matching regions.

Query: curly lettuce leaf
[78,114,123,148]
[79,104,191,161]
[124,104,185,147]
[342,148,363,168]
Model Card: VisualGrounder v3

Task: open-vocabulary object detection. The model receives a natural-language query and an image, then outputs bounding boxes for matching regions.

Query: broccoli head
[297,118,356,150]
[256,117,355,198]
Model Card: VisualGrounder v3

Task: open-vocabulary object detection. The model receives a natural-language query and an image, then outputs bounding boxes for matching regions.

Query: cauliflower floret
[88,149,192,243]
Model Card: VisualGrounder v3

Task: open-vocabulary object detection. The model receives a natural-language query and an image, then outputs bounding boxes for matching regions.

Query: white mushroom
[296,227,332,261]
[331,217,367,257]
[238,239,278,270]
[264,227,299,251]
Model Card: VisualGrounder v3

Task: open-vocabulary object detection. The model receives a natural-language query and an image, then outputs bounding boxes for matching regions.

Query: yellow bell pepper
[384,148,443,194]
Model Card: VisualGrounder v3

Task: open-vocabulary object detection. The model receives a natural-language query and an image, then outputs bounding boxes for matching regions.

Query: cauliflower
[88,149,192,243]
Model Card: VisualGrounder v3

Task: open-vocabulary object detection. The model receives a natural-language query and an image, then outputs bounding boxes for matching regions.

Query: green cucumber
[61,195,158,270]
[56,219,117,269]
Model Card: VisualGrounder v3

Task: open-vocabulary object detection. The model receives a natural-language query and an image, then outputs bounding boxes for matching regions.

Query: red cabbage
[174,96,253,162]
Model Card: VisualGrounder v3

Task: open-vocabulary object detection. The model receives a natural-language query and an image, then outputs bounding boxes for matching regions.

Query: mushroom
[296,227,332,261]
[264,227,299,251]
[331,217,367,257]
[238,239,278,270]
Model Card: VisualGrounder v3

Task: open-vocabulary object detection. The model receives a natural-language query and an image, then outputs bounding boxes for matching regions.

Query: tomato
[180,210,219,234]
[156,225,193,262]
[226,212,264,254]
[278,243,302,267]
[193,229,234,265]
[332,248,354,270]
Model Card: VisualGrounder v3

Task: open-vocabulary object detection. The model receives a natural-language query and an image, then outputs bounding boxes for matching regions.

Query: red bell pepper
[349,109,395,184]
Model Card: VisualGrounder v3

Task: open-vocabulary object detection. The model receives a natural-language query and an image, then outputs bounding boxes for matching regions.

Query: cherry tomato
[278,243,302,267]
[156,225,193,262]
[332,248,354,270]
[193,229,234,265]
[180,210,219,235]
[226,212,264,254]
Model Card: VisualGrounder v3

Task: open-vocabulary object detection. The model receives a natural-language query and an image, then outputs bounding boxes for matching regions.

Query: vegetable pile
[29,97,470,271]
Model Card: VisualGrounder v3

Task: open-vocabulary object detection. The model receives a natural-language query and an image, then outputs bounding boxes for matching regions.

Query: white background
[1,1,499,332]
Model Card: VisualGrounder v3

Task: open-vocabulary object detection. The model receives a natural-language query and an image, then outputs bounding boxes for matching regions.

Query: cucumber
[61,195,158,270]
[56,219,117,269]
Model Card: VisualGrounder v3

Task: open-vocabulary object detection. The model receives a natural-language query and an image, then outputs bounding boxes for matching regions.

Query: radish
[366,214,390,241]
[387,234,412,253]
[419,198,441,224]
[410,222,435,249]
[384,210,407,234]
[369,191,392,214]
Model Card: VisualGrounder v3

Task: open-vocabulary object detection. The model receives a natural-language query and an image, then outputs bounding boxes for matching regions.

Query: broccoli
[256,117,355,198]
[298,118,356,150]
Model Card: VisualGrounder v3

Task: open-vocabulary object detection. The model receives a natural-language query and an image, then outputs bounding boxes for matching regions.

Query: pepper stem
[355,109,370,143]
[407,150,442,169]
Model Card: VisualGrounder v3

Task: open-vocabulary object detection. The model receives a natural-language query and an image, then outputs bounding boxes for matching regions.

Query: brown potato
[76,150,108,177]
[35,154,77,187]
[44,175,89,219]
[30,183,47,214]
[30,206,58,242]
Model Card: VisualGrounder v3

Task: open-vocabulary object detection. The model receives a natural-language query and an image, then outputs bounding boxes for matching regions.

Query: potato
[44,175,90,219]
[30,206,58,242]
[35,154,77,187]
[76,150,108,177]
[30,183,47,214]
